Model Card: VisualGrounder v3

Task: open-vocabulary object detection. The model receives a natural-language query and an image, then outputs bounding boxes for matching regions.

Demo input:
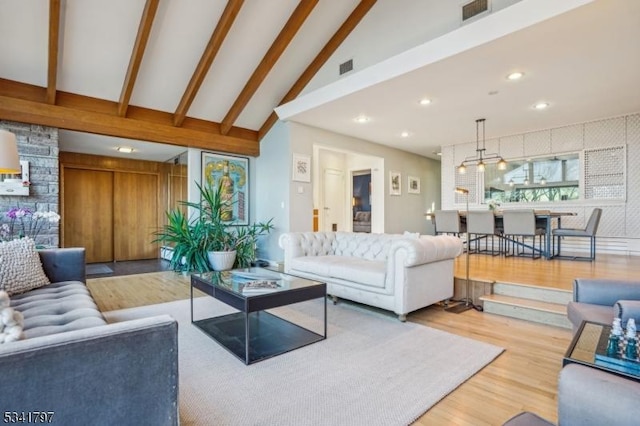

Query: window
[484,154,580,204]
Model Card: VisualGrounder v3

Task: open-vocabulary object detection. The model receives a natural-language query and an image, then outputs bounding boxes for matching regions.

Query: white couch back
[283,232,405,262]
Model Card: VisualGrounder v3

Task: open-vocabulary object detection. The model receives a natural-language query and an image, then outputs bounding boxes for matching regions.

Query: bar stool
[502,209,545,259]
[434,210,464,236]
[467,210,501,255]
[552,208,602,261]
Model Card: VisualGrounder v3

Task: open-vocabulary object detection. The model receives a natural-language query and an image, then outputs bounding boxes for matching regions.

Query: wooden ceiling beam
[258,0,377,139]
[0,80,259,156]
[118,0,160,117]
[46,0,61,105]
[173,0,244,127]
[220,0,318,135]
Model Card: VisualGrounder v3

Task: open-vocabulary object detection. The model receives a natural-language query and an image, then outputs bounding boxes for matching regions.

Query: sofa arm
[0,315,178,426]
[38,247,86,284]
[558,364,640,426]
[614,300,640,324]
[574,279,640,305]
[390,235,462,268]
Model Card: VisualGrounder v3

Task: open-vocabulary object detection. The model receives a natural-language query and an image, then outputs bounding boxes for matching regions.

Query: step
[493,282,573,305]
[480,294,572,329]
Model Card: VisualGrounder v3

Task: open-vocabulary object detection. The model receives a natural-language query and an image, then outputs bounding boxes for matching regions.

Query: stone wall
[0,120,59,247]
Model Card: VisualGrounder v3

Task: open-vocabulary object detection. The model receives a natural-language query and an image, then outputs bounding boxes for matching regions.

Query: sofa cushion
[329,258,386,288]
[290,255,385,289]
[0,238,50,296]
[10,281,106,339]
[290,255,344,276]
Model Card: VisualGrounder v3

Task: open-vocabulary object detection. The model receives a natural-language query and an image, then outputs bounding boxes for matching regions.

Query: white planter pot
[207,250,237,271]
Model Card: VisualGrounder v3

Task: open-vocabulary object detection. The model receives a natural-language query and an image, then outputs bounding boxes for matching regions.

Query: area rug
[85,264,113,275]
[104,298,503,426]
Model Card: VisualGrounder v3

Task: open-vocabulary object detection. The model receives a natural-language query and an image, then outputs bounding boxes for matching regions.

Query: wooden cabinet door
[114,172,158,261]
[63,168,114,263]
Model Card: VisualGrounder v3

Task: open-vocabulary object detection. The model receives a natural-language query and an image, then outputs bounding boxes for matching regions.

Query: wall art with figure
[202,152,249,225]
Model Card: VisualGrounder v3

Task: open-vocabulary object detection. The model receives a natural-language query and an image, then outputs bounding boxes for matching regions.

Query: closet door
[114,172,158,261]
[63,168,114,263]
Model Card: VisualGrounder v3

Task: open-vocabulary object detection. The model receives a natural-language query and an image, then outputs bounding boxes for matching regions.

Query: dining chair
[434,210,464,236]
[467,210,501,255]
[552,208,602,261]
[502,209,545,259]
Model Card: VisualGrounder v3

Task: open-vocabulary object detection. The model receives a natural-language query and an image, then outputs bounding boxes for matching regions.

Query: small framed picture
[389,171,401,195]
[292,153,311,182]
[408,176,420,194]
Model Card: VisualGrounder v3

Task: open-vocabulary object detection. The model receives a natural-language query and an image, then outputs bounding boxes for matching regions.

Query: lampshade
[0,129,20,173]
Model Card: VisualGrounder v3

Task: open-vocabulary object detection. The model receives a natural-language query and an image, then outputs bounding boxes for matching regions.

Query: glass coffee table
[564,320,640,381]
[191,267,326,365]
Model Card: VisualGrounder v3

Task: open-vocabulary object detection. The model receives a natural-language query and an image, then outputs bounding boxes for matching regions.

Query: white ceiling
[277,0,640,158]
[1,0,639,161]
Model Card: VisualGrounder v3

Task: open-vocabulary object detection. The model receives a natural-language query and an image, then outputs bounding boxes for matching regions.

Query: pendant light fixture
[457,119,507,174]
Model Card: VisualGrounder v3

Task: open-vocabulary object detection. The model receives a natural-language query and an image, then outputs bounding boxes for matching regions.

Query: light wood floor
[455,252,640,290]
[87,254,638,425]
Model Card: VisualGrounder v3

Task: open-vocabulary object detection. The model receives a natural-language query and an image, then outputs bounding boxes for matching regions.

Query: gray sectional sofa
[504,278,640,426]
[1,248,179,426]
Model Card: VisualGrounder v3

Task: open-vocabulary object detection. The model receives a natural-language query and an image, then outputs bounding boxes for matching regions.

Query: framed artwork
[292,153,311,182]
[201,151,249,225]
[389,171,401,195]
[408,176,420,194]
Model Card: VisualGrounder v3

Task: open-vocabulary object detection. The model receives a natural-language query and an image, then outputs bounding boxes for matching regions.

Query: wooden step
[480,294,572,329]
[493,282,572,305]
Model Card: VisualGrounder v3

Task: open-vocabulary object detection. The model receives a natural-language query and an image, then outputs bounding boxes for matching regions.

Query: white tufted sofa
[279,232,463,320]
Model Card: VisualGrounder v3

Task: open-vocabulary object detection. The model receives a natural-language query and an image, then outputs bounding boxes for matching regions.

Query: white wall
[304,0,523,94]
[255,120,291,260]
[291,122,440,235]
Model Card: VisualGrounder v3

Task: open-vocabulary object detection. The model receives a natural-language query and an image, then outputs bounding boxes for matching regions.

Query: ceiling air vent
[339,59,353,75]
[462,0,489,21]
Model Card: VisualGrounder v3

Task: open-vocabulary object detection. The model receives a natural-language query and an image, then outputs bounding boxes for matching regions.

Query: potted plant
[153,180,273,272]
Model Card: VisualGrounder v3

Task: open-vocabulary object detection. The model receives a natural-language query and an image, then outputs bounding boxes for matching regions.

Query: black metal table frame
[191,272,327,365]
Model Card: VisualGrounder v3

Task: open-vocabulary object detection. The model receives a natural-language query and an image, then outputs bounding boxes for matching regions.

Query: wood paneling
[63,168,113,262]
[114,172,158,261]
[61,152,175,262]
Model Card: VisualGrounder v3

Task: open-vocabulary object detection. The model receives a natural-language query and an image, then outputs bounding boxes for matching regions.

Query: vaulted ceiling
[1,0,639,163]
[0,0,374,158]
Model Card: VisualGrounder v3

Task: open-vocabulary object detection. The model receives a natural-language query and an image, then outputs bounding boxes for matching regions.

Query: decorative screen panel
[455,166,477,204]
[524,130,551,157]
[584,146,626,200]
[551,124,584,153]
[584,117,625,149]
[499,134,524,159]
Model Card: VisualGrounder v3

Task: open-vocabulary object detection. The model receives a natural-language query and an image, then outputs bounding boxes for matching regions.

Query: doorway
[322,168,345,231]
[352,171,371,233]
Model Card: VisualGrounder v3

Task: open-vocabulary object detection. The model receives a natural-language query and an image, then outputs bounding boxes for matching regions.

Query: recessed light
[507,72,524,81]
[419,98,432,106]
[117,147,134,153]
[354,115,370,123]
[533,102,549,110]
[400,131,410,138]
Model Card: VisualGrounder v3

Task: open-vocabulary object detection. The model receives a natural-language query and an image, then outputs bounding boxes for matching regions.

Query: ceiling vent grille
[339,59,353,75]
[462,0,488,21]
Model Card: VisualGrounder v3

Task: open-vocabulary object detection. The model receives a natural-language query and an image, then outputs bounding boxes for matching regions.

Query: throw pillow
[0,290,24,343]
[0,238,50,296]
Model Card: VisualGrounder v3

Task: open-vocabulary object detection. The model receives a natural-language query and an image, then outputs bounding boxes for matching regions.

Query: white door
[322,169,345,232]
